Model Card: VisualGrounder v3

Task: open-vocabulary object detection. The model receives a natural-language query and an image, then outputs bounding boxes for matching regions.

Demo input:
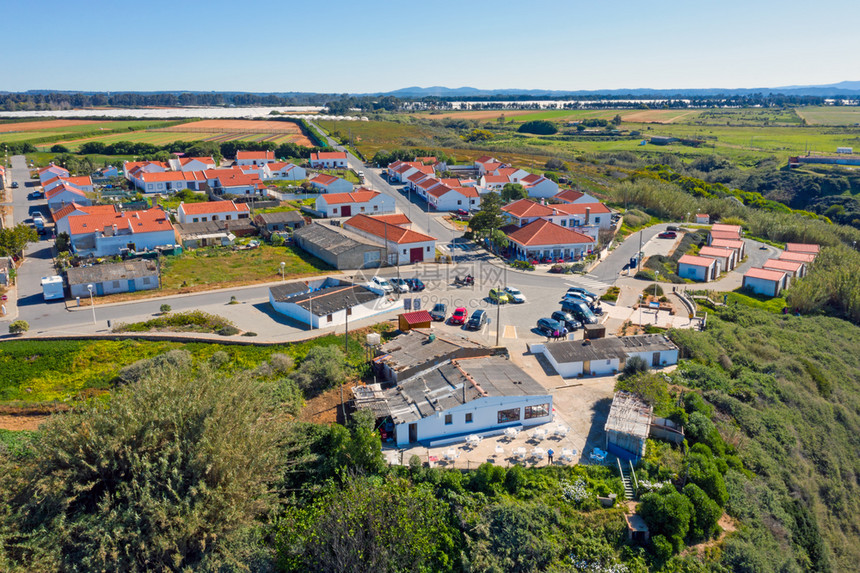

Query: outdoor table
[554,425,570,438]
[532,447,546,460]
[504,427,519,439]
[561,448,575,462]
[494,445,504,456]
[533,428,547,441]
[466,434,481,447]
[445,449,457,462]
[514,447,527,460]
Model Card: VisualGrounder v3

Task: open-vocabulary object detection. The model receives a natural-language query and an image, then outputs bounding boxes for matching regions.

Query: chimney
[112,224,118,234]
[152,195,159,209]
[134,212,140,219]
[585,207,591,225]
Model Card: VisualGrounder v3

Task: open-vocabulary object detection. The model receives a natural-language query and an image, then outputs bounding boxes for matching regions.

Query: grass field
[316,119,447,158]
[796,105,860,126]
[159,244,331,290]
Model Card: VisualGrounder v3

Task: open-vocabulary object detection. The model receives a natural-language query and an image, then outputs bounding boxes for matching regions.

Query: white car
[371,276,394,293]
[504,286,526,303]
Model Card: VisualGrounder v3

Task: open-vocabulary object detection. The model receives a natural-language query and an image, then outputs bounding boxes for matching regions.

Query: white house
[536,334,679,378]
[266,161,306,180]
[268,278,402,329]
[778,251,816,265]
[494,166,531,183]
[213,171,267,196]
[168,156,217,172]
[677,254,719,282]
[507,219,595,260]
[362,355,553,447]
[784,243,820,257]
[66,259,159,298]
[709,238,746,260]
[697,245,737,271]
[387,161,434,183]
[177,200,251,224]
[138,171,207,193]
[46,184,91,210]
[742,268,788,297]
[53,203,119,237]
[315,189,394,218]
[479,174,509,192]
[235,151,276,166]
[309,173,353,194]
[520,173,559,199]
[762,258,806,281]
[309,151,348,168]
[67,209,176,257]
[427,185,481,211]
[123,161,168,184]
[38,165,69,184]
[343,214,435,265]
[553,189,600,204]
[695,213,710,224]
[43,175,94,194]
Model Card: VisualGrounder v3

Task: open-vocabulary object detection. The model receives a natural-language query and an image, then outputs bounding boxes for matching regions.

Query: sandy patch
[0,414,49,431]
[0,119,102,133]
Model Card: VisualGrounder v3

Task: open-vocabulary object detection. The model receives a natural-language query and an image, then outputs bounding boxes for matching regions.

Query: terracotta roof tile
[344,214,434,244]
[554,189,585,203]
[502,199,554,218]
[319,190,381,205]
[507,219,594,247]
[310,151,347,160]
[678,254,716,268]
[744,267,786,282]
[179,201,249,215]
[236,151,274,160]
[762,259,804,272]
[784,243,820,254]
[778,251,816,263]
[68,209,173,236]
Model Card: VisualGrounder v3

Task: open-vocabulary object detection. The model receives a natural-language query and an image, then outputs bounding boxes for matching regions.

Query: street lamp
[279,261,285,281]
[86,284,96,325]
[654,271,660,298]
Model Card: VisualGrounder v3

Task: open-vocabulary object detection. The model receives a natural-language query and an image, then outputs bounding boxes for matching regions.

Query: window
[444,414,452,425]
[594,217,600,224]
[346,307,352,316]
[193,218,199,223]
[426,246,430,252]
[524,404,550,420]
[226,215,232,221]
[201,217,208,222]
[326,314,333,323]
[142,277,151,285]
[111,281,120,288]
[465,413,473,423]
[402,249,407,254]
[333,207,338,214]
[360,206,366,212]
[373,205,378,211]
[457,200,462,205]
[560,220,566,227]
[498,408,520,424]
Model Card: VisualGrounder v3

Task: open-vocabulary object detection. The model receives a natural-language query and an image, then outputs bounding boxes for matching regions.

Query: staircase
[617,458,636,500]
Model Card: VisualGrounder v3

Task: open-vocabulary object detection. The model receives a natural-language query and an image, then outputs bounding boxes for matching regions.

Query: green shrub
[635,269,655,281]
[8,320,29,334]
[518,120,558,135]
[621,356,649,379]
[600,286,620,302]
[159,304,171,314]
[217,325,240,336]
[511,260,535,270]
[644,283,664,297]
[683,483,722,542]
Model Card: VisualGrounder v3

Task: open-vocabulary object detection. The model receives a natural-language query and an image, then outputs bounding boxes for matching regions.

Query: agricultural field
[39,130,211,151]
[0,119,181,145]
[155,119,314,146]
[796,105,860,125]
[316,119,449,158]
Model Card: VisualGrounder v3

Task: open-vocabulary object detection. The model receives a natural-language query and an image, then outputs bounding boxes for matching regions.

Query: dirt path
[681,514,738,556]
[0,414,50,431]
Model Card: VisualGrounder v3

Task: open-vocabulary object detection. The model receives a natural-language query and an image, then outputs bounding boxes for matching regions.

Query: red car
[449,307,468,325]
[657,231,677,239]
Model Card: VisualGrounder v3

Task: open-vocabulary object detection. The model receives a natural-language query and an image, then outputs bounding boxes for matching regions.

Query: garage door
[410,247,423,263]
[341,205,352,217]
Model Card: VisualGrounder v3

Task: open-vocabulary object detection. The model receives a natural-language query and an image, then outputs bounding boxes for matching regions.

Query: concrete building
[343,214,435,265]
[677,254,719,282]
[784,243,820,256]
[235,151,276,166]
[177,200,250,224]
[695,214,710,224]
[778,251,816,265]
[762,258,806,281]
[742,267,788,297]
[266,162,306,180]
[68,209,176,257]
[315,189,394,218]
[535,334,679,379]
[373,329,491,383]
[309,151,348,168]
[66,259,159,298]
[268,278,402,329]
[253,211,305,238]
[46,184,91,210]
[709,238,746,260]
[309,173,353,194]
[697,246,736,271]
[293,222,385,270]
[506,219,596,261]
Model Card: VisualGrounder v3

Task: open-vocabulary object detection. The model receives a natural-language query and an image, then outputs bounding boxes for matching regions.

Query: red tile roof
[778,251,816,263]
[371,213,411,226]
[475,155,495,164]
[521,173,544,185]
[46,184,87,200]
[554,189,585,203]
[236,151,274,160]
[417,178,443,190]
[482,175,509,184]
[679,254,716,268]
[217,172,265,189]
[744,267,786,282]
[179,201,249,215]
[401,310,432,325]
[310,173,340,186]
[710,238,745,250]
[453,186,480,198]
[426,185,454,199]
[318,190,380,205]
[180,156,215,165]
[68,209,173,236]
[440,178,462,187]
[344,214,434,244]
[698,246,734,258]
[507,219,594,247]
[762,259,804,272]
[310,151,347,160]
[39,165,68,175]
[141,171,207,183]
[481,162,504,172]
[784,243,820,254]
[551,202,611,216]
[407,171,429,183]
[51,203,117,221]
[63,175,93,187]
[502,199,554,219]
[711,223,742,235]
[268,161,297,171]
[414,156,436,165]
[710,230,742,241]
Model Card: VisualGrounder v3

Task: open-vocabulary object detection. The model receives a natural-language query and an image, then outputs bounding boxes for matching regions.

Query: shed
[695,214,709,224]
[373,329,490,382]
[540,334,679,378]
[398,310,432,331]
[66,259,159,297]
[625,513,650,544]
[604,391,652,461]
[583,323,606,340]
[293,222,385,270]
[254,211,305,238]
[742,267,787,297]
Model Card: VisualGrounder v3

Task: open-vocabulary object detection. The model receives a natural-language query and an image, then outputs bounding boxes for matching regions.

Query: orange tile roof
[778,251,816,263]
[762,259,804,272]
[711,224,742,235]
[39,165,68,175]
[180,156,215,165]
[521,173,545,185]
[417,178,443,190]
[507,219,594,247]
[414,156,436,164]
[68,209,173,236]
[217,172,265,189]
[63,175,93,187]
[51,203,117,221]
[482,175,509,184]
[319,190,380,205]
[453,186,480,198]
[427,185,455,199]
[710,230,742,241]
[236,150,274,160]
[482,162,504,172]
[784,243,820,254]
[268,161,296,171]
[310,173,341,186]
[678,254,716,268]
[496,167,519,177]
[440,178,461,187]
[407,171,429,183]
[744,267,786,282]
[475,155,495,163]
[46,184,88,200]
[551,202,611,216]
[554,189,585,203]
[179,201,249,215]
[698,246,734,258]
[310,151,347,160]
[502,199,554,219]
[344,214,434,244]
[371,213,411,226]
[401,310,432,325]
[710,238,745,250]
[141,171,207,183]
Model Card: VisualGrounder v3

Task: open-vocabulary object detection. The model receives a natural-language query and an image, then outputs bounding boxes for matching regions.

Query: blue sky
[4,0,859,93]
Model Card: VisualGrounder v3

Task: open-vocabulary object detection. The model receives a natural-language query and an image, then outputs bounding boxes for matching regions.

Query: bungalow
[507,219,596,261]
[173,219,256,249]
[315,189,394,218]
[38,165,69,184]
[493,166,531,184]
[266,161,306,180]
[762,258,806,281]
[212,171,267,196]
[168,156,217,172]
[343,214,436,265]
[520,173,559,199]
[742,268,788,297]
[784,243,820,256]
[406,170,432,190]
[67,209,176,257]
[479,174,510,192]
[695,214,710,224]
[778,251,816,265]
[502,199,612,236]
[268,277,402,329]
[427,185,481,211]
[138,171,207,193]
[390,162,434,184]
[235,150,276,166]
[309,151,348,168]
[359,355,553,447]
[46,184,91,210]
[53,203,119,237]
[43,175,94,194]
[553,189,599,205]
[123,160,168,184]
[373,329,491,383]
[414,177,445,199]
[677,254,719,282]
[309,173,353,194]
[93,165,119,179]
[293,222,385,270]
[67,259,159,298]
[253,211,305,238]
[502,199,555,227]
[708,224,742,244]
[709,238,746,260]
[176,200,250,224]
[476,159,505,176]
[536,334,679,378]
[697,245,737,271]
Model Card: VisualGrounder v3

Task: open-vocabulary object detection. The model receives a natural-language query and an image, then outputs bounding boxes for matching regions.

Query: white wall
[625,349,679,369]
[310,158,348,168]
[312,178,353,194]
[269,291,403,328]
[316,194,394,217]
[268,165,306,180]
[743,275,782,297]
[394,394,553,446]
[525,179,559,199]
[72,229,177,257]
[542,348,584,378]
[678,262,709,282]
[69,275,158,298]
[433,190,479,211]
[47,191,92,210]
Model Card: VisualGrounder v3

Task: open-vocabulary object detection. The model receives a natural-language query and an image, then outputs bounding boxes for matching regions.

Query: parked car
[561,299,598,324]
[371,276,393,293]
[430,302,447,322]
[551,311,582,331]
[466,309,488,330]
[488,288,510,304]
[407,277,425,291]
[536,318,563,337]
[11,181,19,189]
[562,292,592,306]
[666,225,679,232]
[657,231,677,239]
[504,286,526,303]
[449,307,468,325]
[31,189,44,198]
[566,287,596,303]
[389,277,410,293]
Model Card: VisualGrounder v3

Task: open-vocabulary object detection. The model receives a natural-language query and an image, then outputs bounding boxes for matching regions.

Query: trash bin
[76,297,80,307]
[107,320,112,328]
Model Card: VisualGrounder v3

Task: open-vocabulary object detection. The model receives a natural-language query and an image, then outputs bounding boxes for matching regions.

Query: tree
[638,489,693,552]
[6,360,286,571]
[500,183,527,202]
[0,225,38,258]
[55,232,71,253]
[620,356,648,379]
[545,158,568,171]
[8,320,28,334]
[469,192,506,240]
[290,345,348,395]
[323,408,385,476]
[683,483,722,542]
[159,303,171,314]
[517,120,558,135]
[462,128,495,142]
[50,144,69,153]
[686,451,728,507]
[612,114,623,126]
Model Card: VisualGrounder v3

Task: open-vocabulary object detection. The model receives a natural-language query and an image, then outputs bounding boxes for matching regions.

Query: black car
[429,302,447,322]
[408,277,425,291]
[561,299,598,324]
[551,311,582,331]
[466,309,487,330]
[536,318,563,337]
[11,181,19,189]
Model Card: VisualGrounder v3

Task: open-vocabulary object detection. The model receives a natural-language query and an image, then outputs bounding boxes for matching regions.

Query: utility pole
[495,289,501,347]
[637,230,643,272]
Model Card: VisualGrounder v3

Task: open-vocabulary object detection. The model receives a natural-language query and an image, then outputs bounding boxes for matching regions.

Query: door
[128,279,136,293]
[341,205,352,217]
[408,423,417,443]
[410,247,423,263]
[652,352,660,367]
[583,360,590,375]
[95,283,104,296]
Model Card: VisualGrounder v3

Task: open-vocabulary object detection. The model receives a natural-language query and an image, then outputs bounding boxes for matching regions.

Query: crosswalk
[437,243,474,255]
[565,274,612,293]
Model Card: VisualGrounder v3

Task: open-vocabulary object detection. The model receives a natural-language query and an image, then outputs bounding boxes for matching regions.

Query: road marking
[503,325,517,339]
